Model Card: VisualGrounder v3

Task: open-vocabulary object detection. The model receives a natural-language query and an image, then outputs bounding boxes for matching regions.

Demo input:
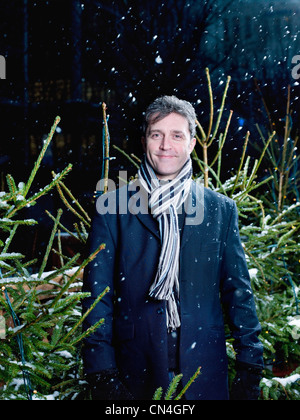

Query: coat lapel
[127,180,160,240]
[181,181,205,249]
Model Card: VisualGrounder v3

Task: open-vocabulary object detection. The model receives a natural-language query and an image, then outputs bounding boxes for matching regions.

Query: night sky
[0,0,299,203]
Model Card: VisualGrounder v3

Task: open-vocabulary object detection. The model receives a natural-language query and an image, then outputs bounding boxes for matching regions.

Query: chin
[156,171,178,180]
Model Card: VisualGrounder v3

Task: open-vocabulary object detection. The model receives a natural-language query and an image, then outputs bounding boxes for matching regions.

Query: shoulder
[191,182,237,223]
[191,181,235,208]
[203,186,235,210]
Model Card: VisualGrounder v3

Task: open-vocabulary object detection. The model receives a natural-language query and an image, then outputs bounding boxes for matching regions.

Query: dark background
[0,0,299,264]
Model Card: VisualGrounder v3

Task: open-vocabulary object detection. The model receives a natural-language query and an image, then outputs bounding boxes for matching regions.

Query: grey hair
[144,95,197,138]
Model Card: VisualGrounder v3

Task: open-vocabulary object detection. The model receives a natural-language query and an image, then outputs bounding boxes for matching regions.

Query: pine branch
[60,286,110,346]
[210,75,231,145]
[69,317,105,348]
[23,116,61,198]
[6,164,72,219]
[38,209,63,278]
[6,174,17,197]
[205,67,214,146]
[164,374,183,400]
[58,180,91,223]
[45,210,79,242]
[230,131,250,197]
[113,144,140,169]
[174,366,201,400]
[102,102,110,195]
[152,387,163,400]
[52,176,91,228]
[48,243,105,309]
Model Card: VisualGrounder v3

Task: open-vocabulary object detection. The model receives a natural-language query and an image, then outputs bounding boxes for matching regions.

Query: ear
[189,137,196,154]
[141,136,147,152]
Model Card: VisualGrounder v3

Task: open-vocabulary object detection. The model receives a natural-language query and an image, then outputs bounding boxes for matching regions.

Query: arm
[82,210,117,374]
[220,201,264,399]
[82,210,134,400]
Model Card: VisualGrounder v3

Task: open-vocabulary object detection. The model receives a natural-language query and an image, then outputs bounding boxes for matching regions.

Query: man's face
[142,112,196,180]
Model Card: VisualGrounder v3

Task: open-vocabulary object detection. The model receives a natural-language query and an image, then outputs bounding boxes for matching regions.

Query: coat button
[157,308,164,314]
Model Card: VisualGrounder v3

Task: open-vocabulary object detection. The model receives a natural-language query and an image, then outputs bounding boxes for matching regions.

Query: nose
[159,136,172,150]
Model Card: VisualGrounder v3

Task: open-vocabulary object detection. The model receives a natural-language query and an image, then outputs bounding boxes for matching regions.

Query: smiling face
[142,112,196,180]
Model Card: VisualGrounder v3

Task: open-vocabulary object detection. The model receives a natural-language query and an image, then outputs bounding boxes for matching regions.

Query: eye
[150,132,162,140]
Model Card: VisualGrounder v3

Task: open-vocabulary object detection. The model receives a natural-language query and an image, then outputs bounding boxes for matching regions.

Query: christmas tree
[192,70,300,400]
[0,117,106,399]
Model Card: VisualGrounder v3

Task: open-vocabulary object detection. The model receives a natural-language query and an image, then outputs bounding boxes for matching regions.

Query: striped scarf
[138,157,192,330]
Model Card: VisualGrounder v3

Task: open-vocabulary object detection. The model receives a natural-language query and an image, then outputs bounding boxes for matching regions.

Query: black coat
[82,181,264,400]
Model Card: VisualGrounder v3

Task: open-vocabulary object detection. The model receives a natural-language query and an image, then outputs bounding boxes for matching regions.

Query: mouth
[156,154,177,158]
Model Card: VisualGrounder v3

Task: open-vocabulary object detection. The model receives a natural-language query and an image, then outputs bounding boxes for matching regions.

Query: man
[82,96,264,400]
